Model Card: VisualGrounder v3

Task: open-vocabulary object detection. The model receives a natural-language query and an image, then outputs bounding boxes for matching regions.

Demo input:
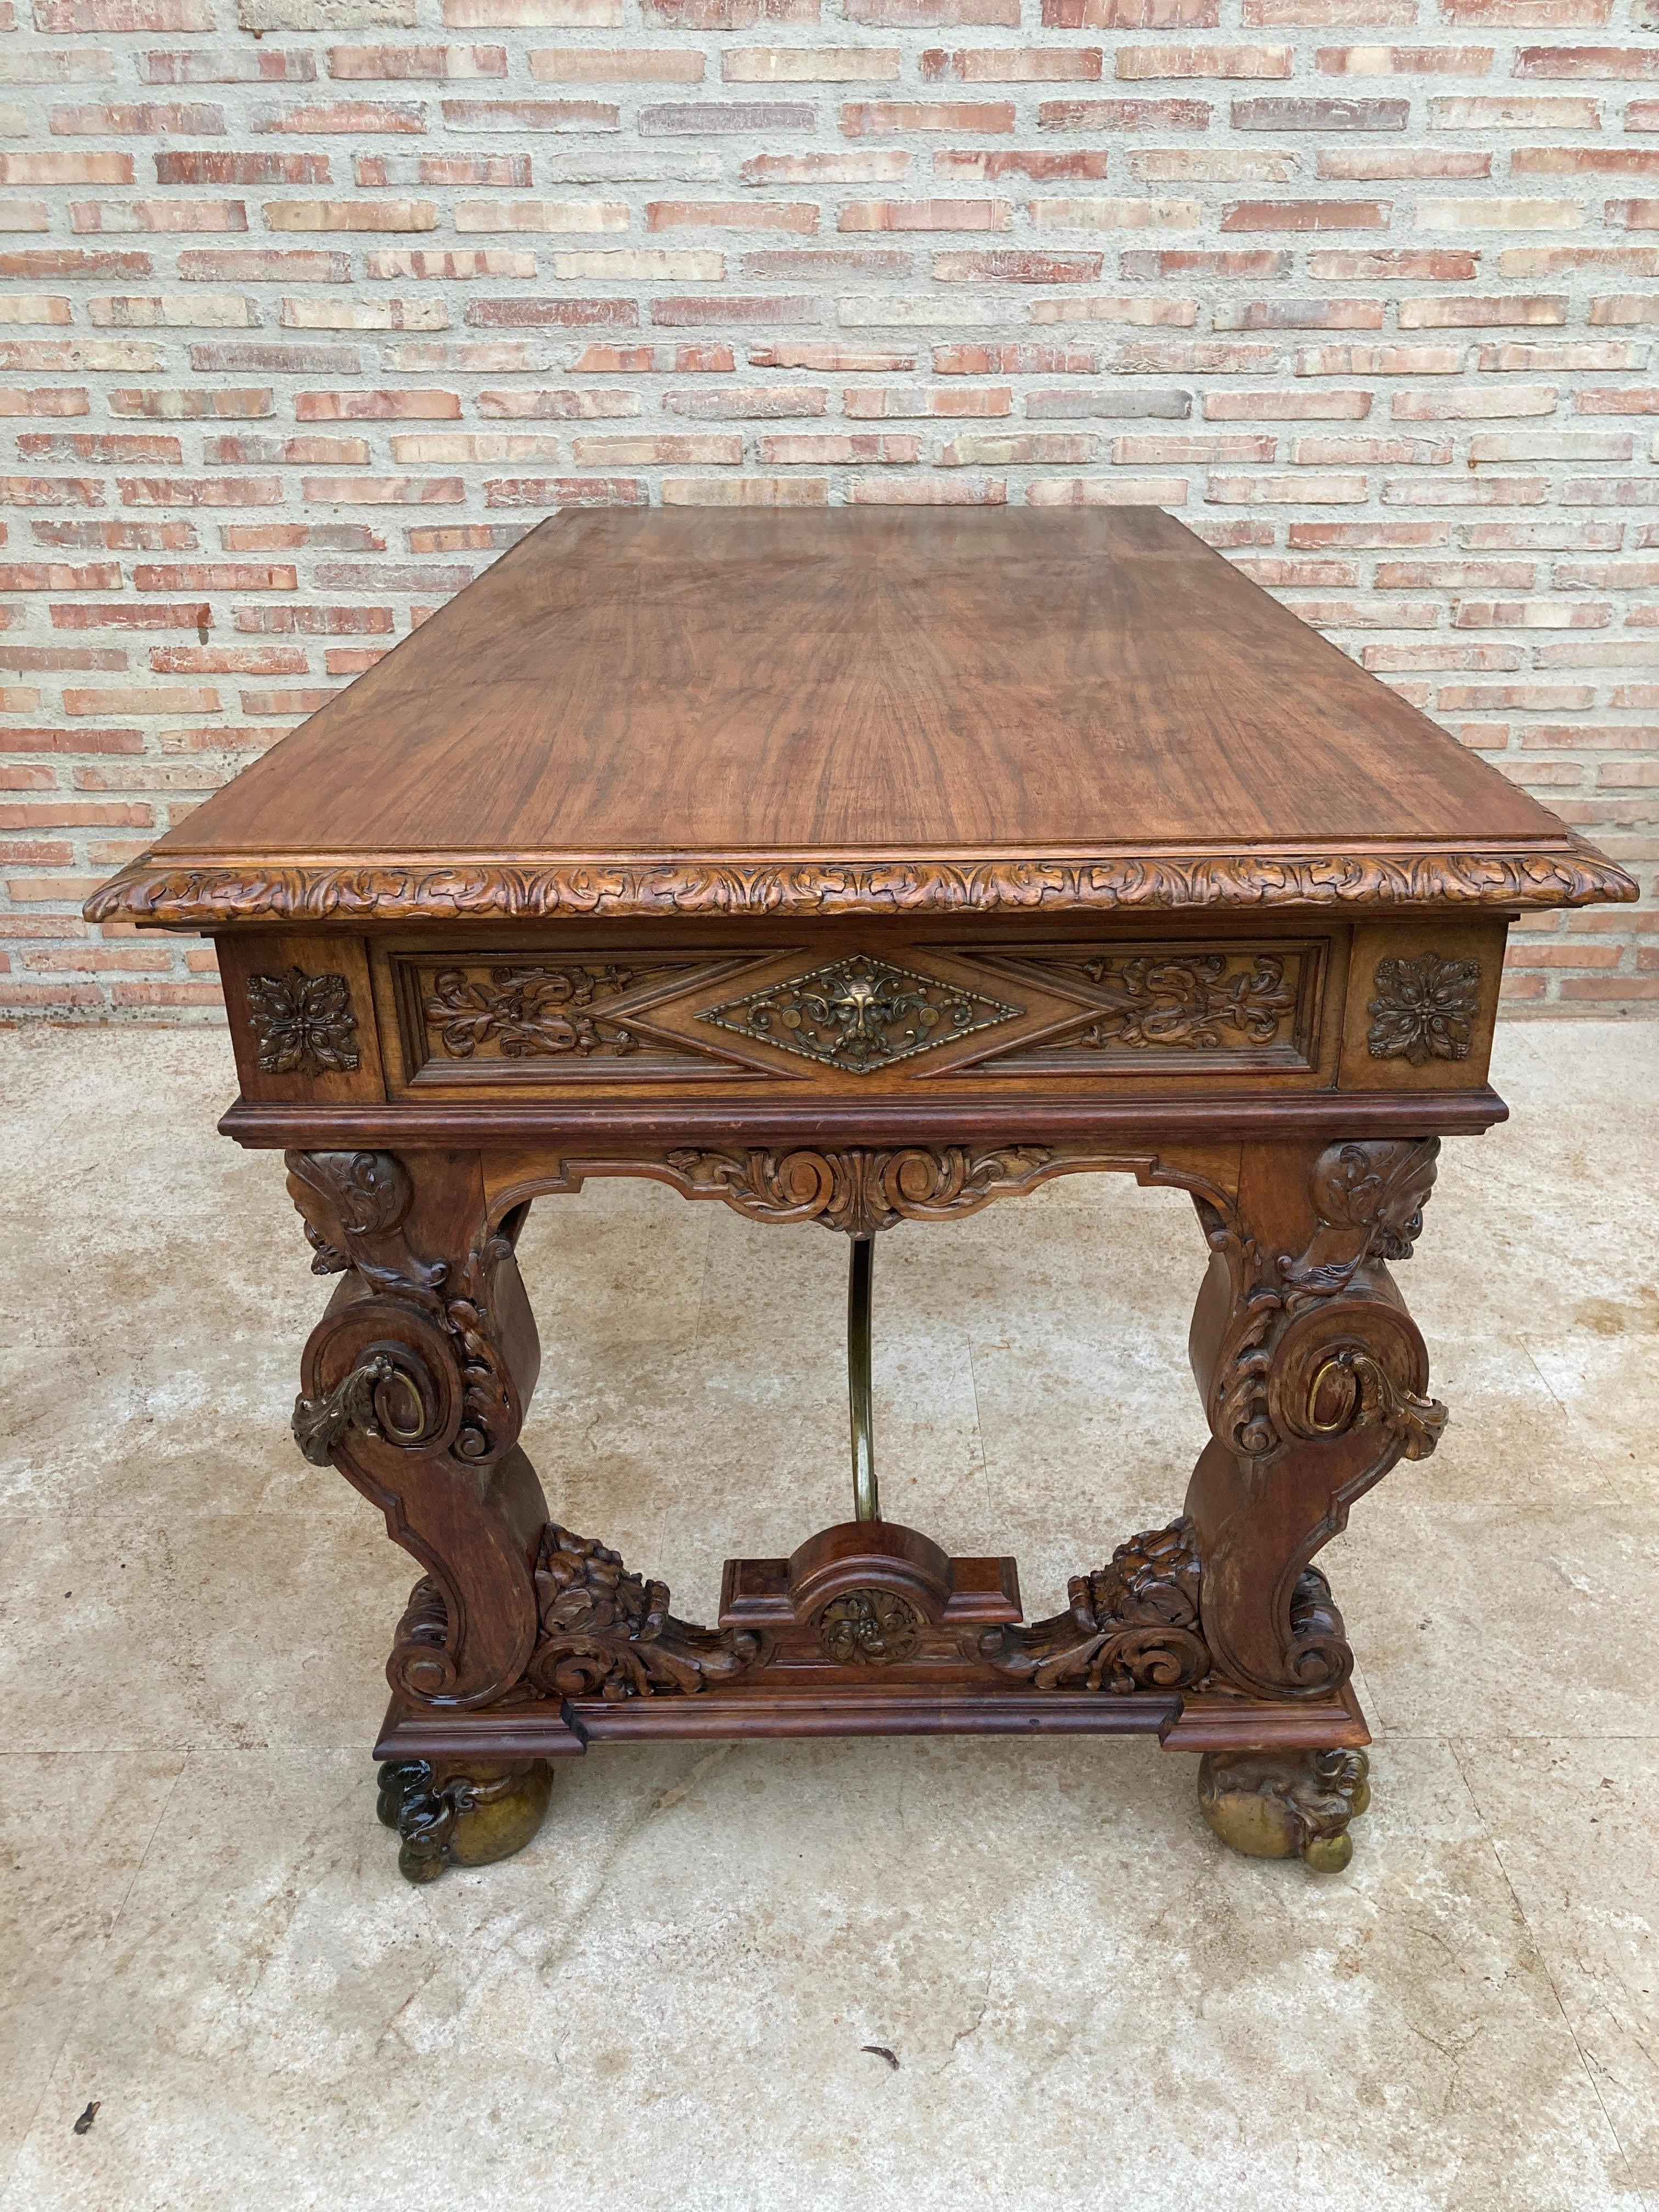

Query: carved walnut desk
[87,506,1634,1884]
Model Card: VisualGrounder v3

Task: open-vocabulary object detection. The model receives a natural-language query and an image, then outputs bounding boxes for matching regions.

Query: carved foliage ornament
[701,955,1020,1071]
[285,1148,515,1466]
[662,1143,1068,1236]
[980,1517,1211,1694]
[1367,951,1482,1065]
[1203,1135,1445,1466]
[819,1589,922,1666]
[247,966,360,1077]
[527,1522,762,1700]
[1044,951,1296,1052]
[424,963,649,1060]
[85,844,1637,928]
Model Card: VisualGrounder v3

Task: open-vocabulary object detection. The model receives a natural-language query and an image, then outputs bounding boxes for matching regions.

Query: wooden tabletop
[87,506,1634,928]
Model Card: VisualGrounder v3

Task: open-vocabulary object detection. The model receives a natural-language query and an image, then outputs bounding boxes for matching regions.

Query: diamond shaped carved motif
[699,956,1022,1073]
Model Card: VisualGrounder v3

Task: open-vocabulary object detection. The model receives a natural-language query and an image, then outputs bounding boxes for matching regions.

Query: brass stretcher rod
[848,1233,878,1523]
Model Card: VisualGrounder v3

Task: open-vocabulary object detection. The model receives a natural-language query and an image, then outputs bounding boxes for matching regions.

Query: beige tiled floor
[0,1019,1655,2212]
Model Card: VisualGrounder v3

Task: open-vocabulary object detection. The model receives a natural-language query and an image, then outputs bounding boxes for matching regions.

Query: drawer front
[371,931,1345,1099]
[217,918,1505,1107]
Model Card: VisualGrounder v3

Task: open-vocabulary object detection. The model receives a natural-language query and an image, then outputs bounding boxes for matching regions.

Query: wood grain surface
[108,506,1585,862]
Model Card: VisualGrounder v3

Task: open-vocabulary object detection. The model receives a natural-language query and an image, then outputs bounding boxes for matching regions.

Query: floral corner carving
[979,1517,1211,1694]
[528,1523,763,1700]
[247,966,360,1077]
[1366,952,1482,1066]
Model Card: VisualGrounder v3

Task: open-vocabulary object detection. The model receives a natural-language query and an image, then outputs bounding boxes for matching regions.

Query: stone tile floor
[0,1019,1654,2212]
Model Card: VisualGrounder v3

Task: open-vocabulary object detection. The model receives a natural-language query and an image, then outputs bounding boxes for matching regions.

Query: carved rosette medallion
[424,963,649,1059]
[700,955,1020,1071]
[247,967,360,1076]
[819,1589,923,1666]
[1366,952,1482,1064]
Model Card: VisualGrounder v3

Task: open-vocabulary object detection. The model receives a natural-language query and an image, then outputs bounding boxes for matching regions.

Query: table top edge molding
[83,834,1637,931]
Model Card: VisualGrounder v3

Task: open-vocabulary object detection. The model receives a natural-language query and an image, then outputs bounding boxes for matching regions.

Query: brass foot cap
[375,1757,554,1885]
[1198,1747,1370,1872]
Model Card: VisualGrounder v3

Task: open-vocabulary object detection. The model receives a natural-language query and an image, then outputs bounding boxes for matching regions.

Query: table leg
[1180,1135,1448,1868]
[285,1148,557,1878]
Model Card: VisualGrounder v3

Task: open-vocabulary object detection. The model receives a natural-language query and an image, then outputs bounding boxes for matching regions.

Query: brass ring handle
[1306,1347,1449,1463]
[291,1353,425,1466]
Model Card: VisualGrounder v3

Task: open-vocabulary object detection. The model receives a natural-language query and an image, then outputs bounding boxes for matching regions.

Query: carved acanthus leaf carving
[980,1517,1211,1693]
[1039,951,1296,1051]
[527,1523,763,1700]
[84,842,1637,928]
[284,1148,515,1464]
[246,966,360,1076]
[659,1144,1068,1235]
[424,963,651,1060]
[1202,1137,1445,1465]
[1367,951,1482,1065]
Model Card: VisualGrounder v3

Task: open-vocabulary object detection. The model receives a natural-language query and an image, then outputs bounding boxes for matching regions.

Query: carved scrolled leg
[1184,1136,1447,1704]
[286,1151,549,1712]
[1197,1748,1371,1872]
[375,1757,554,1884]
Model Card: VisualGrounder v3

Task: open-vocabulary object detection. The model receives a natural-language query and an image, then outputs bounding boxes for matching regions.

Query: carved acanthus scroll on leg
[1184,1137,1448,1703]
[979,1517,1211,1692]
[286,1149,549,1712]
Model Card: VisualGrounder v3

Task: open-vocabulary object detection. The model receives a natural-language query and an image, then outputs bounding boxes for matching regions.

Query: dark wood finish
[84,508,1632,1886]
[87,507,1632,927]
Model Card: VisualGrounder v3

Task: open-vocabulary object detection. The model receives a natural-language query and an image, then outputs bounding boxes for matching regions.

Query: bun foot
[375,1757,554,1884]
[1197,1747,1370,1872]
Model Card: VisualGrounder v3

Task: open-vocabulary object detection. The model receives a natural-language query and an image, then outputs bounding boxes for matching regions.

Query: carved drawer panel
[369,933,1339,1098]
[388,951,767,1088]
[953,940,1325,1077]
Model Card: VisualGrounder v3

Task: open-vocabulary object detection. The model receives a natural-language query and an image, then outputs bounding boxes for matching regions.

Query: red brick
[49,102,225,135]
[1222,199,1389,229]
[922,45,1102,78]
[933,249,1104,281]
[936,150,1111,181]
[649,294,821,324]
[843,0,1018,19]
[466,297,639,326]
[155,153,331,185]
[651,199,819,232]
[1043,0,1215,18]
[842,101,1014,133]
[1039,98,1211,128]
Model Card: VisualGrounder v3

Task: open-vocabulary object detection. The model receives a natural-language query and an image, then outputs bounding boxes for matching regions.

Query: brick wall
[1,0,1655,1020]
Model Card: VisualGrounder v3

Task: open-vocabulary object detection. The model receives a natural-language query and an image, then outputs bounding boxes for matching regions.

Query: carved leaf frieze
[424,963,654,1060]
[86,844,1638,927]
[1033,951,1296,1052]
